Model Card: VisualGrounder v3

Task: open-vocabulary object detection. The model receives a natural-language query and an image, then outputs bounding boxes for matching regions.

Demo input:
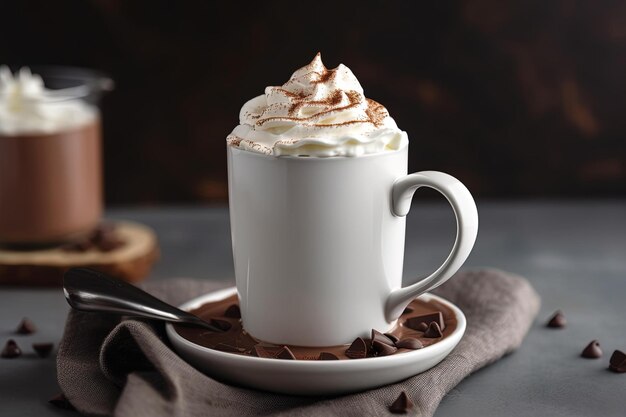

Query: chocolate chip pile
[61,223,125,253]
[342,314,446,360]
[1,318,53,359]
[0,318,69,409]
[544,309,626,373]
[174,295,457,361]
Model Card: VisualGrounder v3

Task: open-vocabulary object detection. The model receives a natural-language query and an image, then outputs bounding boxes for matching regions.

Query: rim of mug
[227,142,408,161]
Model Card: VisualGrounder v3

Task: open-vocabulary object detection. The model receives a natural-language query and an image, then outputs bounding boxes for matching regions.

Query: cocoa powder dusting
[312,68,336,84]
[226,137,242,147]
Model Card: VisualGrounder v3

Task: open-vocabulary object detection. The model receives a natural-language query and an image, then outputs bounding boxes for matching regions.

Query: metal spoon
[63,267,225,331]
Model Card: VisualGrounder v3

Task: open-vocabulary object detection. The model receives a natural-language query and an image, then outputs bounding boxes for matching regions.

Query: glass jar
[0,66,113,246]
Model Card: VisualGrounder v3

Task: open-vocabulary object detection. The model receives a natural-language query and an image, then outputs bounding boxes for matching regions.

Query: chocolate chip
[423,322,443,338]
[16,318,36,334]
[98,238,125,252]
[405,311,445,331]
[345,337,368,359]
[415,322,428,332]
[224,304,241,319]
[581,340,602,359]
[371,329,395,347]
[319,352,339,360]
[609,350,626,373]
[90,223,116,244]
[384,333,399,344]
[89,224,125,252]
[32,343,54,358]
[402,306,414,315]
[546,310,566,328]
[210,318,232,331]
[48,393,75,410]
[214,343,241,353]
[275,346,296,360]
[251,345,276,358]
[61,240,93,252]
[1,339,22,358]
[396,338,423,350]
[372,340,398,356]
[389,391,414,414]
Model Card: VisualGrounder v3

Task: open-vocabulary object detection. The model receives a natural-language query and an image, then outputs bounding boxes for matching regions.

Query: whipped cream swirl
[227,53,408,157]
[0,66,96,135]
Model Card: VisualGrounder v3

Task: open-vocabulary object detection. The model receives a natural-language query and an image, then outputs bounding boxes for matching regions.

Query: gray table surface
[1,201,625,416]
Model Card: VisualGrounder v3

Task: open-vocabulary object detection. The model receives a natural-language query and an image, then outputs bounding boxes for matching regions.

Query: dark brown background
[2,0,625,203]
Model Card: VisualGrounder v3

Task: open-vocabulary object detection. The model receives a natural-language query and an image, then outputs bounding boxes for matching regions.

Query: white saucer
[166,287,466,396]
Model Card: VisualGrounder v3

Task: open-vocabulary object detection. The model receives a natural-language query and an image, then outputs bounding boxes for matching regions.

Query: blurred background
[2,0,625,204]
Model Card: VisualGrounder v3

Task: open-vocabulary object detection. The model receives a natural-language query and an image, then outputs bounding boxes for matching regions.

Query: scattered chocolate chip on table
[1,339,22,358]
[546,310,566,328]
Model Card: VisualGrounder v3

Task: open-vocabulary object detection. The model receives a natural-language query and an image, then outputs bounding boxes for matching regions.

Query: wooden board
[0,221,159,286]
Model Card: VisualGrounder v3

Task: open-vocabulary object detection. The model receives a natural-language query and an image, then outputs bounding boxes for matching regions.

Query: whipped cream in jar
[0,66,112,246]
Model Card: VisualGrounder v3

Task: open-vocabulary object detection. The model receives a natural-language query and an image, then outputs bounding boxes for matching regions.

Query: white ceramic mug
[227,145,478,346]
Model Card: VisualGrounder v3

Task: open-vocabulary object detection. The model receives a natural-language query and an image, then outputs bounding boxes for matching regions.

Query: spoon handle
[63,268,221,331]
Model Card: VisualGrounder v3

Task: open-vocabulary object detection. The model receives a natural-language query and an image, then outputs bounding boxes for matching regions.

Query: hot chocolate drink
[225,54,478,347]
[0,67,102,245]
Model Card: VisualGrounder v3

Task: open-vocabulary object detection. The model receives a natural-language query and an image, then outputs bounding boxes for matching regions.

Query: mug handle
[385,171,479,322]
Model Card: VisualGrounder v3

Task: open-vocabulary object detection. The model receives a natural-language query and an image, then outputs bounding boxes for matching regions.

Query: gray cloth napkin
[57,269,540,417]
